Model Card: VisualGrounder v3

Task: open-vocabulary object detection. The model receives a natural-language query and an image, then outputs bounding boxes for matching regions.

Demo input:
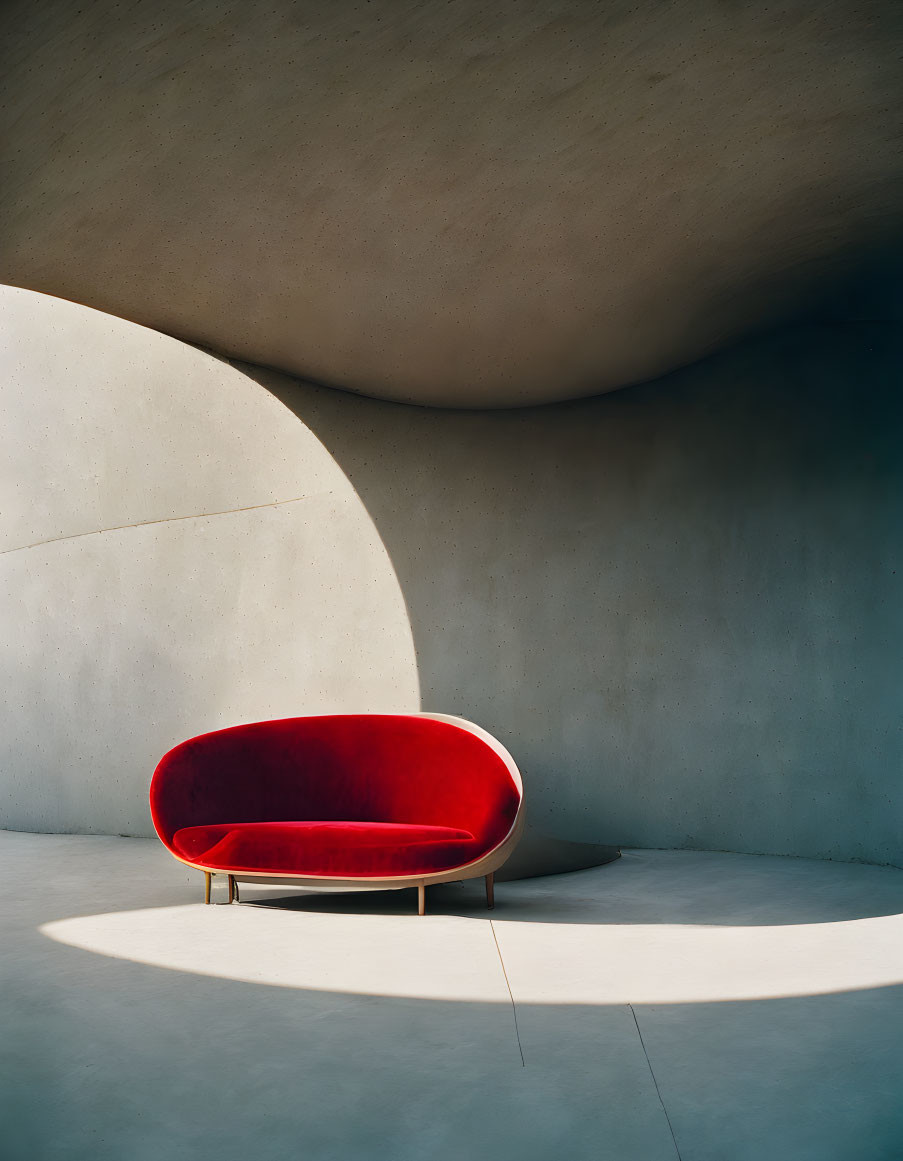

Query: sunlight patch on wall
[0,287,419,836]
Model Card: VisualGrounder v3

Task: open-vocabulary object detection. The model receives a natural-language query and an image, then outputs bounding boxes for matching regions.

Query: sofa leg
[418,884,425,916]
[227,874,237,904]
[485,872,495,910]
[204,871,212,905]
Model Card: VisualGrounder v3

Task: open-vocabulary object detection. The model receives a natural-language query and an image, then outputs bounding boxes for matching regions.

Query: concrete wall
[0,287,420,835]
[4,0,902,406]
[3,285,902,864]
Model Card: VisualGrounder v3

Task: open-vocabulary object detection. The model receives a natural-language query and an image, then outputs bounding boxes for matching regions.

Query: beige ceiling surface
[2,0,901,407]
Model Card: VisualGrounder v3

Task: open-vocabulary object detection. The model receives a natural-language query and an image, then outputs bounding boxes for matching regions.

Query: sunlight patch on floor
[40,902,903,1004]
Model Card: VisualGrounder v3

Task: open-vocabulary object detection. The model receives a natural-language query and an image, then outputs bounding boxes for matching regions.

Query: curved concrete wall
[3,0,901,405]
[0,287,419,835]
[2,286,902,864]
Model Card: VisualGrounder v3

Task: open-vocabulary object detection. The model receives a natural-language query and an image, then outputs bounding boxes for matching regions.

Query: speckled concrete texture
[265,317,903,865]
[2,0,901,405]
[0,286,420,835]
[4,832,903,1160]
[2,287,902,863]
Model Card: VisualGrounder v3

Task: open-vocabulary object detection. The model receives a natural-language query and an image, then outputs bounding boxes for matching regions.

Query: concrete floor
[3,832,903,1160]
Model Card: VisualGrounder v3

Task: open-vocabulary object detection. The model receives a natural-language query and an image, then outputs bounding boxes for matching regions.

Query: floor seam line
[629,1003,683,1161]
[489,919,525,1068]
[0,494,318,555]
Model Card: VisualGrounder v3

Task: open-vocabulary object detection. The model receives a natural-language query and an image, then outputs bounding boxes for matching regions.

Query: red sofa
[150,712,524,913]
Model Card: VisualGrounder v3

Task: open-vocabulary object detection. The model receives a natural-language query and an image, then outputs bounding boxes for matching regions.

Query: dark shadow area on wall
[242,319,903,866]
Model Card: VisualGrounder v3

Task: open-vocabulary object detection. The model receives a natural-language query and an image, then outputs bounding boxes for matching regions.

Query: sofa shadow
[236,847,903,928]
[10,827,903,930]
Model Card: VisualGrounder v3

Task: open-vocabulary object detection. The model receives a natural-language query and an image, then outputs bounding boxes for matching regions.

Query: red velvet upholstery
[150,715,521,878]
[172,821,479,875]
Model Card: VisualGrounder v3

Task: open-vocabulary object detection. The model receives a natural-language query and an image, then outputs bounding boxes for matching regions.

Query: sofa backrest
[150,713,522,857]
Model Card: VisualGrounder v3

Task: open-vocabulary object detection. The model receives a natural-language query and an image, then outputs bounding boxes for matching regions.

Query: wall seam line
[0,494,321,556]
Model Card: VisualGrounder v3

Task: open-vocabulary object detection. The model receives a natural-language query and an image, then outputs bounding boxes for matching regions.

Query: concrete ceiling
[2,0,901,407]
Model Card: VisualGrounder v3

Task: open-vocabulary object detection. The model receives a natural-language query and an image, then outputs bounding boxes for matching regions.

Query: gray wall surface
[2,286,901,863]
[3,0,901,406]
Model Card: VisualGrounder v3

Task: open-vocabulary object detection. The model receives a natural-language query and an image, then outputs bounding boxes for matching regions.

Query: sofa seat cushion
[172,820,481,877]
